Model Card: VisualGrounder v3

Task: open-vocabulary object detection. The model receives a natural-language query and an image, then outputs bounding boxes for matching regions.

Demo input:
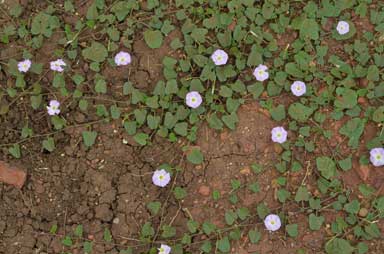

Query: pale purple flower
[264,214,281,232]
[47,100,60,116]
[50,59,66,72]
[291,81,306,97]
[336,21,350,35]
[271,126,287,144]
[18,59,31,73]
[211,49,228,66]
[370,148,384,167]
[152,169,171,187]
[253,64,269,82]
[186,91,202,109]
[114,51,132,66]
[158,244,171,254]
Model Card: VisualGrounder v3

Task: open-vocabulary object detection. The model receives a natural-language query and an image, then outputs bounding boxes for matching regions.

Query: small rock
[0,161,27,188]
[240,167,251,175]
[358,207,369,217]
[273,144,283,154]
[356,164,370,182]
[94,204,113,222]
[359,78,369,87]
[198,185,210,196]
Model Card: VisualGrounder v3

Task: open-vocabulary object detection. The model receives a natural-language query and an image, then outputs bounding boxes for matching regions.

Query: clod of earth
[0,161,27,188]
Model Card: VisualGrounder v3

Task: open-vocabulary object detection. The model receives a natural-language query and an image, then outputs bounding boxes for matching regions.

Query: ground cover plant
[0,0,383,253]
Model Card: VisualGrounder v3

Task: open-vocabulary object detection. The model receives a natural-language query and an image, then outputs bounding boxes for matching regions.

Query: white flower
[185,91,203,109]
[114,51,132,66]
[336,21,350,35]
[290,81,306,97]
[50,59,66,72]
[47,100,60,116]
[152,169,171,187]
[253,64,269,82]
[18,59,32,73]
[271,126,287,144]
[264,214,281,232]
[158,244,171,254]
[211,49,228,66]
[370,148,384,167]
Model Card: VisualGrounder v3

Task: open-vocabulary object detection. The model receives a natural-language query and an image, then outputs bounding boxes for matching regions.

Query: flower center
[376,155,382,160]
[296,86,301,91]
[159,175,164,180]
[55,63,60,67]
[23,64,28,68]
[277,133,281,137]
[120,57,125,62]
[159,248,164,252]
[258,70,264,75]
[217,56,222,61]
[191,97,196,102]
[270,220,275,225]
[51,106,57,110]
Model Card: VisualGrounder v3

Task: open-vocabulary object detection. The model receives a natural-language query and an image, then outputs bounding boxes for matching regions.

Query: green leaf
[372,106,384,123]
[187,220,199,233]
[161,225,176,238]
[247,45,263,67]
[173,186,187,200]
[335,88,357,109]
[103,228,112,242]
[216,236,230,253]
[133,133,149,146]
[325,238,354,254]
[141,222,154,237]
[286,224,298,238]
[222,113,238,130]
[285,62,305,78]
[42,137,55,152]
[248,229,261,244]
[207,113,224,130]
[338,156,352,171]
[288,103,314,122]
[339,118,366,149]
[174,122,188,136]
[62,236,73,247]
[356,242,368,254]
[344,200,360,214]
[270,104,286,121]
[295,186,310,202]
[147,201,161,215]
[147,115,160,130]
[110,105,121,119]
[83,241,93,254]
[300,18,319,40]
[74,225,83,237]
[143,30,163,49]
[187,148,204,164]
[200,240,212,253]
[309,213,324,231]
[95,79,107,93]
[82,131,97,148]
[191,28,208,43]
[225,210,237,225]
[256,203,270,219]
[82,42,108,62]
[31,95,42,109]
[50,224,58,234]
[202,221,216,235]
[236,207,250,220]
[9,144,21,158]
[316,156,336,179]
